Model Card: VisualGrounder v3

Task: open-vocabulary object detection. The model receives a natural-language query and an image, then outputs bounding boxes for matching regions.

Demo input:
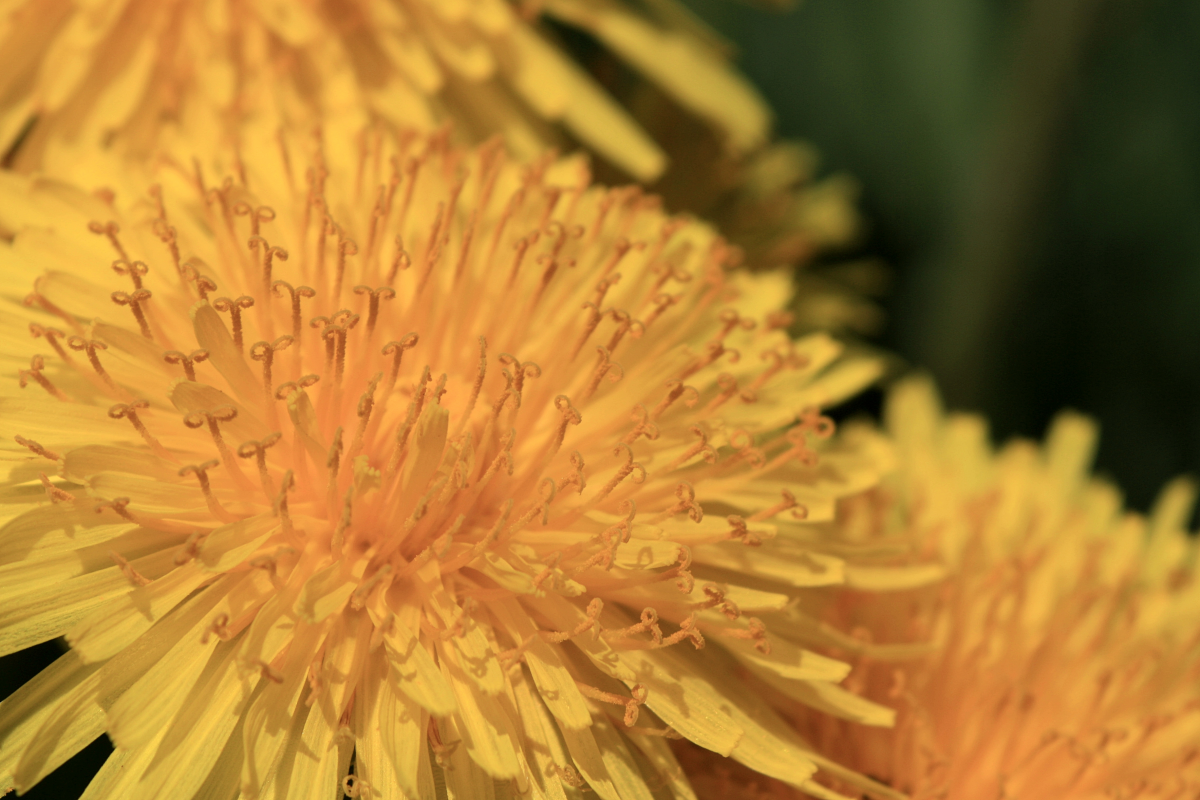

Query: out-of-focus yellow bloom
[680,376,1200,799]
[0,126,926,799]
[0,0,770,184]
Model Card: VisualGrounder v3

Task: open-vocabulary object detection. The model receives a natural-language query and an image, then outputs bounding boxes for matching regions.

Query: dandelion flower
[0,127,905,800]
[686,377,1200,799]
[0,0,770,184]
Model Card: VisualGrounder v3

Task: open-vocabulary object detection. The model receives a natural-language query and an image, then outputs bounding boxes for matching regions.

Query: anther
[725,516,764,547]
[604,308,642,353]
[237,432,283,499]
[642,293,680,330]
[18,355,69,401]
[724,617,771,655]
[353,285,396,337]
[111,259,149,290]
[326,426,344,515]
[14,435,61,461]
[550,395,582,456]
[541,597,605,644]
[248,235,287,301]
[68,336,121,393]
[212,296,255,353]
[39,472,75,503]
[88,220,129,262]
[179,460,236,523]
[111,289,154,338]
[386,236,411,284]
[273,469,296,534]
[109,400,171,458]
[163,349,210,382]
[322,314,360,385]
[250,336,294,405]
[348,372,383,458]
[29,324,71,362]
[183,406,250,486]
[272,281,316,343]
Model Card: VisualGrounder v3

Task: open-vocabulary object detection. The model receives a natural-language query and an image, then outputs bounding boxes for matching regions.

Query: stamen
[248,236,288,304]
[704,373,740,413]
[234,203,276,240]
[642,293,680,330]
[725,516,764,547]
[591,444,646,505]
[272,281,317,344]
[574,682,648,727]
[88,220,130,262]
[200,612,231,644]
[695,585,742,620]
[649,483,703,524]
[163,349,210,382]
[39,472,75,503]
[549,395,582,456]
[350,564,392,610]
[109,400,172,458]
[739,350,800,403]
[183,406,252,487]
[623,405,660,444]
[111,259,149,290]
[323,313,360,386]
[650,381,699,420]
[348,372,383,458]
[497,353,541,398]
[663,426,718,471]
[723,617,771,655]
[174,530,208,565]
[14,435,61,461]
[110,550,151,587]
[273,469,296,534]
[541,597,604,644]
[352,285,396,337]
[331,485,353,557]
[326,426,344,515]
[381,333,420,392]
[385,236,411,285]
[152,219,185,283]
[747,489,807,522]
[711,309,756,345]
[23,290,79,333]
[333,233,358,307]
[580,346,623,402]
[237,432,283,499]
[110,289,154,338]
[29,324,71,362]
[179,460,236,523]
[559,451,587,494]
[602,608,664,646]
[453,337,487,437]
[212,296,255,353]
[68,336,122,394]
[18,355,70,401]
[250,336,294,407]
[506,231,539,288]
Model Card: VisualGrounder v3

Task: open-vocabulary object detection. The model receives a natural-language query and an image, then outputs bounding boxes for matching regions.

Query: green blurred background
[684,0,1200,515]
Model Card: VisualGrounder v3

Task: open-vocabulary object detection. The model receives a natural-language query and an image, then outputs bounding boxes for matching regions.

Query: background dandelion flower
[0,0,769,184]
[680,377,1200,799]
[0,127,910,799]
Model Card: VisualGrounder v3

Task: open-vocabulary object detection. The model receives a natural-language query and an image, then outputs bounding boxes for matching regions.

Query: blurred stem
[916,0,1105,409]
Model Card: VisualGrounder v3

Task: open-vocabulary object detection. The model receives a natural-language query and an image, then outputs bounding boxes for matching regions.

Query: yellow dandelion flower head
[0,0,769,183]
[0,127,894,800]
[777,377,1200,800]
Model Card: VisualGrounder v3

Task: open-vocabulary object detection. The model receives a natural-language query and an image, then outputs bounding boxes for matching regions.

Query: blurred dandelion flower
[681,377,1200,799]
[0,127,913,799]
[0,0,770,184]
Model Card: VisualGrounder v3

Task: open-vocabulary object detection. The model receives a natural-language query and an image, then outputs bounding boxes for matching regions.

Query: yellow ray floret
[0,128,925,800]
[0,0,770,182]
